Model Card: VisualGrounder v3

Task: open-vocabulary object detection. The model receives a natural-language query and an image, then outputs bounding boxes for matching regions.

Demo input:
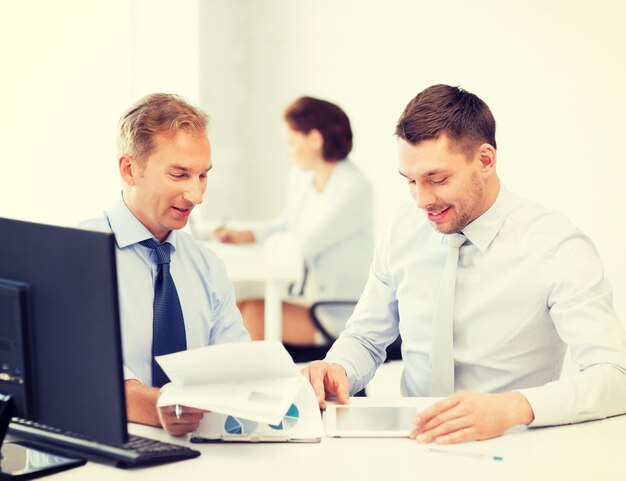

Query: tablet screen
[330,405,418,436]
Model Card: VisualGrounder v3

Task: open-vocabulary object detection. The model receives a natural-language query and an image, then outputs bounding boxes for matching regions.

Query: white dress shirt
[325,184,626,427]
[254,160,374,301]
[81,194,250,386]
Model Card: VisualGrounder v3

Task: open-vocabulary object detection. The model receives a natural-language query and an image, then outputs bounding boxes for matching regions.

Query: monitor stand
[1,394,86,479]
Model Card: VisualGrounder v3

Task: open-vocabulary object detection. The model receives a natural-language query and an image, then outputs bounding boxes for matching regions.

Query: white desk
[204,236,302,341]
[46,409,626,481]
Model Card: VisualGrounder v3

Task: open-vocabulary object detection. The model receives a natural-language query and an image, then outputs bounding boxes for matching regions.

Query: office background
[1,0,625,321]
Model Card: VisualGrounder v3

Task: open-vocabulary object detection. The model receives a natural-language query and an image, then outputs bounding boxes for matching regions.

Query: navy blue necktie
[140,239,187,388]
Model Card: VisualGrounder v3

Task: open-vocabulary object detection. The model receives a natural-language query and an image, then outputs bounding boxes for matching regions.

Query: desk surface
[46,408,626,481]
[204,237,302,282]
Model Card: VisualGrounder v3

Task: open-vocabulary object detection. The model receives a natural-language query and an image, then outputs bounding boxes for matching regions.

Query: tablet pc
[325,404,419,437]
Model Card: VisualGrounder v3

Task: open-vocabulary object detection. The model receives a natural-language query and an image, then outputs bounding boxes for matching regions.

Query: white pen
[427,447,503,461]
[175,404,183,420]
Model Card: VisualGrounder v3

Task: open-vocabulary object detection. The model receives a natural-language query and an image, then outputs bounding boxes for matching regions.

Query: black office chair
[284,301,402,397]
[283,262,402,396]
[284,300,403,364]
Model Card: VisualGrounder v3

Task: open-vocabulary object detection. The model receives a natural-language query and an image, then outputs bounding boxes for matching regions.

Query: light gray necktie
[430,232,467,396]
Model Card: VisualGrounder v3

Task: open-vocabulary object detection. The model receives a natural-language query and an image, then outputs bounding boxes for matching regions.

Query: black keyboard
[9,418,200,468]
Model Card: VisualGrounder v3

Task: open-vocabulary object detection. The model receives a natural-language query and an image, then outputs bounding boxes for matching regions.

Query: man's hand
[411,390,534,444]
[157,405,206,437]
[213,228,255,244]
[125,380,206,437]
[302,361,350,409]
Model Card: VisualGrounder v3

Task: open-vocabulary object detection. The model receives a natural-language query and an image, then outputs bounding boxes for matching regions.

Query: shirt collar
[106,192,178,249]
[461,183,517,252]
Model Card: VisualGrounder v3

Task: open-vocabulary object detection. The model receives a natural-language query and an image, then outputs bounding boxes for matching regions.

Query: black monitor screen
[0,217,127,446]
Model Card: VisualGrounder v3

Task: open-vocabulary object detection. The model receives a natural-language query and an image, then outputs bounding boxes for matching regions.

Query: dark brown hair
[284,97,353,161]
[395,84,496,156]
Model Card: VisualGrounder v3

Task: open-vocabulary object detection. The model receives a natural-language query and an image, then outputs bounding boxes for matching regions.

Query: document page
[156,341,304,424]
[191,381,323,443]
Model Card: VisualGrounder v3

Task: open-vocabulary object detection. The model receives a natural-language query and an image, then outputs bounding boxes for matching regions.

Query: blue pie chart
[224,416,258,435]
[268,403,299,431]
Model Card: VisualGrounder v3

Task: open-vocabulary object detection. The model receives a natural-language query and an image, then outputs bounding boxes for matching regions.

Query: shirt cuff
[324,356,362,395]
[251,226,273,242]
[123,365,140,382]
[516,381,573,427]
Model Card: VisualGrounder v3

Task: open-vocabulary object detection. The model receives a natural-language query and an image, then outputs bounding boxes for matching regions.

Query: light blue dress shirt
[325,184,626,427]
[81,194,250,386]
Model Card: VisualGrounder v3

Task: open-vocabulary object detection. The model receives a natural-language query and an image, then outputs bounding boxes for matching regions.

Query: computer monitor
[0,217,127,476]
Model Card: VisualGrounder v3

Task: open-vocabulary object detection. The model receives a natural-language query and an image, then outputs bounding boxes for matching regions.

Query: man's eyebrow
[398,169,448,179]
[423,169,447,178]
[170,164,190,171]
[170,164,212,173]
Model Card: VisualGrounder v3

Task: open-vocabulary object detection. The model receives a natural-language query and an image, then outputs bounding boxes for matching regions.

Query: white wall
[129,0,200,101]
[1,0,625,319]
[0,0,131,225]
[0,0,199,226]
[197,0,626,319]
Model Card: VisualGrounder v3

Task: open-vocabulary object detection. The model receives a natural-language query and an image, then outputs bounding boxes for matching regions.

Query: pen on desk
[427,447,503,462]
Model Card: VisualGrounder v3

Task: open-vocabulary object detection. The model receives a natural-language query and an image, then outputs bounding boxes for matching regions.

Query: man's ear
[119,154,136,186]
[477,143,497,175]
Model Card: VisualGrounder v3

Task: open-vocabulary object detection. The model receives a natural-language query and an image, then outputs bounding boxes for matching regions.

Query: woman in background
[214,96,373,345]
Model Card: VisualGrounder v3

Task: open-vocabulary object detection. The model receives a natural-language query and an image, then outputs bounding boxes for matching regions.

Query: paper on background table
[156,341,304,424]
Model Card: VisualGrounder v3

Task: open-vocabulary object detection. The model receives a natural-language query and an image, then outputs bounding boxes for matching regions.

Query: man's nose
[415,186,436,210]
[183,182,204,205]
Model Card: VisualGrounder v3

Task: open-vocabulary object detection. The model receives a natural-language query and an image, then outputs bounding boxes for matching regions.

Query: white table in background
[204,237,302,341]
